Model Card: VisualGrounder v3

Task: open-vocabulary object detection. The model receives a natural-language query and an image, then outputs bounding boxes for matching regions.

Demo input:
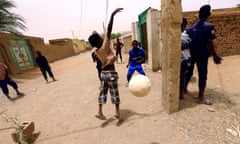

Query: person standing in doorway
[0,63,24,100]
[185,5,222,105]
[35,50,56,83]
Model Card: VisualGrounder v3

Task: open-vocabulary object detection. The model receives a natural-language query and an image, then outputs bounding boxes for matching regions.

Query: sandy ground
[0,51,239,144]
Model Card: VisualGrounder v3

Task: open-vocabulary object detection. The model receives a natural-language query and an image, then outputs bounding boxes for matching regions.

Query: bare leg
[115,104,120,118]
[198,88,212,105]
[95,104,106,120]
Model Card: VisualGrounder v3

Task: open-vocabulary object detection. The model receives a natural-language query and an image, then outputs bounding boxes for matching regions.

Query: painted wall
[0,33,87,75]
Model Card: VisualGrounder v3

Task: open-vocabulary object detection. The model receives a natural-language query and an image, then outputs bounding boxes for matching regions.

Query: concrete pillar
[131,22,140,42]
[147,8,161,72]
[161,0,182,113]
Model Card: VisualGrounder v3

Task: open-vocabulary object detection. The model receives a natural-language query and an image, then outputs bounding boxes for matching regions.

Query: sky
[12,0,240,42]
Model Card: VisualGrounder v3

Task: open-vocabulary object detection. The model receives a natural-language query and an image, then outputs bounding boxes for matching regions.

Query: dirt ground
[0,51,239,144]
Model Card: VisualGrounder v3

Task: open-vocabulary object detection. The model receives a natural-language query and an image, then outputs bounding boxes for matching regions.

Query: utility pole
[72,31,75,39]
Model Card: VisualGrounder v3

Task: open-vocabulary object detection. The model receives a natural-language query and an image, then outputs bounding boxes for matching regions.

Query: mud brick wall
[184,7,240,57]
[209,15,240,56]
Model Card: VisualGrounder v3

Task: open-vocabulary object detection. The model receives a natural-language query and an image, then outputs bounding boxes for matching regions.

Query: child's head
[199,4,211,19]
[36,50,42,55]
[132,40,139,49]
[88,32,103,48]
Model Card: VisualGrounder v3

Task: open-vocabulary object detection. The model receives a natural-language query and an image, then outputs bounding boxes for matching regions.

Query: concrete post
[161,0,182,113]
[147,9,161,72]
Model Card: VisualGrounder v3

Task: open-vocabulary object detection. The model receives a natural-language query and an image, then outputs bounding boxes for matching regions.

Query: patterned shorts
[98,71,120,104]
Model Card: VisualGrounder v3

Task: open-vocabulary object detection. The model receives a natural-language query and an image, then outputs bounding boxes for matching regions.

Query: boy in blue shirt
[126,40,146,83]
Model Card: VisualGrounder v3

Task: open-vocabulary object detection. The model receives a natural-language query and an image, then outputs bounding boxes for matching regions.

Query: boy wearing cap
[185,5,222,105]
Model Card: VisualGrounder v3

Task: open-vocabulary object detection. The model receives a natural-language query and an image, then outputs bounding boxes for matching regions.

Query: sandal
[114,114,121,119]
[95,114,107,120]
[197,98,213,105]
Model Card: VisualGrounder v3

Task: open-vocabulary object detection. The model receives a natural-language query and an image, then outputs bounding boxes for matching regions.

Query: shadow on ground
[179,88,237,111]
[37,109,165,143]
[27,132,41,144]
[11,68,41,82]
[100,109,165,127]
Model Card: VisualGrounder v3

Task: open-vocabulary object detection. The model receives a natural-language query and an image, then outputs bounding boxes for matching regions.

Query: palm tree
[0,0,26,35]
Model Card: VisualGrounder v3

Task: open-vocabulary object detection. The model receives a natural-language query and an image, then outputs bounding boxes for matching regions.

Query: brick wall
[184,7,240,57]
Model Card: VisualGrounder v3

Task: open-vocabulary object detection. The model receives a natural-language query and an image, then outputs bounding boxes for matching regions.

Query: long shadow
[179,88,237,111]
[0,127,14,131]
[206,88,239,108]
[101,109,165,127]
[27,132,41,144]
[11,68,42,82]
[179,91,199,110]
[11,95,25,101]
[37,109,165,143]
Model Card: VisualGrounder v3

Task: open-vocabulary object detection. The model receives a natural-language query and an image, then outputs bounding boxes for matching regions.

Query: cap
[199,4,211,19]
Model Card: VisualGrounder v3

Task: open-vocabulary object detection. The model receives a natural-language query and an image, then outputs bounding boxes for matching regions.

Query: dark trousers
[116,49,122,62]
[0,77,18,95]
[185,54,208,89]
[127,64,145,82]
[40,66,54,80]
[180,61,188,90]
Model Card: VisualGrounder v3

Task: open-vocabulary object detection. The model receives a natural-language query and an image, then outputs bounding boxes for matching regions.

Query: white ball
[128,74,151,97]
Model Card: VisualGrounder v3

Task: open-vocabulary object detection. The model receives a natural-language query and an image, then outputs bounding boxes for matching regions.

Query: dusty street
[0,51,239,144]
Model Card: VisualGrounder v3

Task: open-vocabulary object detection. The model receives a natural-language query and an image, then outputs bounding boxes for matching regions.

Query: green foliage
[110,32,121,39]
[100,32,122,40]
[0,0,26,35]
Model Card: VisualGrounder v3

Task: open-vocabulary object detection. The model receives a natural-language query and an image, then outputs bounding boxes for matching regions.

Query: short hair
[132,40,139,45]
[181,18,187,32]
[88,33,101,47]
[36,50,41,55]
[199,5,211,19]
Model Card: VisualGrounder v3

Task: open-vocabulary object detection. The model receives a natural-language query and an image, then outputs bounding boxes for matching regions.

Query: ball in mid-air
[128,74,151,97]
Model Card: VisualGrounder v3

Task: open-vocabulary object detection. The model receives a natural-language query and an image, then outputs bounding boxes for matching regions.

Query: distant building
[0,32,87,75]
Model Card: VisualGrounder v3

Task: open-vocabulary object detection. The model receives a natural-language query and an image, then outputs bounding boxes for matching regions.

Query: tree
[0,0,26,35]
[110,32,121,39]
[100,32,122,40]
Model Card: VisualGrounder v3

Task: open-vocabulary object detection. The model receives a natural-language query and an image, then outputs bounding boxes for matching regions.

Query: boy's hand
[213,55,222,64]
[112,8,123,16]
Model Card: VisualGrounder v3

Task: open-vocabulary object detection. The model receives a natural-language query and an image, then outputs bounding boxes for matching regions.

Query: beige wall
[147,8,161,71]
[131,22,140,42]
[0,33,87,75]
[121,35,132,54]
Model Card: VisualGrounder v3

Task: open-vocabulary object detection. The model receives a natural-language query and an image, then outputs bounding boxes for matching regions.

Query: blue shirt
[129,47,145,65]
[187,19,216,57]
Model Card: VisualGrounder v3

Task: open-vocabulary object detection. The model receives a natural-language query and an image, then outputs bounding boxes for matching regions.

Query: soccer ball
[128,74,151,97]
